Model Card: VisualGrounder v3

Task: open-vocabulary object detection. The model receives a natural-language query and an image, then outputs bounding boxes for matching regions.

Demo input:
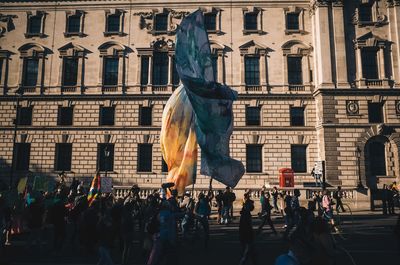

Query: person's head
[131,184,140,195]
[323,189,329,196]
[198,192,205,200]
[171,189,178,197]
[225,186,230,192]
[217,190,222,195]
[273,186,277,191]
[337,186,341,191]
[294,189,300,197]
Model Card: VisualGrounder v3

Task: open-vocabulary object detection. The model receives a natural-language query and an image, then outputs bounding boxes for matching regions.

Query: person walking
[194,192,211,248]
[215,190,223,224]
[334,186,346,213]
[239,193,257,265]
[257,191,277,236]
[382,184,388,215]
[271,187,279,213]
[388,185,395,215]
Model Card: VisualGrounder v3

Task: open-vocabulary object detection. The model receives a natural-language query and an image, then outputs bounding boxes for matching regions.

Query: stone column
[117,57,123,86]
[378,47,386,80]
[148,56,152,86]
[387,2,400,87]
[167,54,172,86]
[355,48,363,81]
[310,1,334,87]
[260,52,267,88]
[332,1,349,87]
[217,53,223,83]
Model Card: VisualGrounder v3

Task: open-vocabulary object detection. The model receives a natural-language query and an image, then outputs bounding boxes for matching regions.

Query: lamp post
[356,146,364,189]
[9,88,23,189]
[104,145,110,178]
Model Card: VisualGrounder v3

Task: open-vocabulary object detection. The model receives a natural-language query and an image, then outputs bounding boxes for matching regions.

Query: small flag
[87,172,101,206]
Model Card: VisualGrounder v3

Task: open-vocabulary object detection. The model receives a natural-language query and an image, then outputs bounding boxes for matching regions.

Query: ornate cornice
[386,0,400,7]
[134,9,189,34]
[0,13,17,38]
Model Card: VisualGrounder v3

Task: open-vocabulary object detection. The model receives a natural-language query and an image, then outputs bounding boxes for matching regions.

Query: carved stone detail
[346,100,360,115]
[134,9,189,35]
[386,0,400,7]
[0,14,17,38]
[395,101,400,115]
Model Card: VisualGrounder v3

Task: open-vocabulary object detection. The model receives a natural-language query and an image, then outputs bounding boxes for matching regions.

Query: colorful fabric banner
[17,177,28,194]
[161,10,244,194]
[33,175,47,191]
[87,172,101,206]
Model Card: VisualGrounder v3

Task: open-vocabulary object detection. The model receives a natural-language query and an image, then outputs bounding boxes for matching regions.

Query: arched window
[369,141,386,176]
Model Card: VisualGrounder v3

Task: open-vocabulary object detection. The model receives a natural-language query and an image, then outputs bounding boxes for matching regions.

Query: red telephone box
[279,168,294,188]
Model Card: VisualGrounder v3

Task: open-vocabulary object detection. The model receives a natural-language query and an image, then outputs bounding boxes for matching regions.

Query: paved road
[2,210,399,265]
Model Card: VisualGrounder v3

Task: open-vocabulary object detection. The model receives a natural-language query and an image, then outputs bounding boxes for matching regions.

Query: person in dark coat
[51,194,67,251]
[239,193,257,265]
[382,184,388,215]
[257,191,277,235]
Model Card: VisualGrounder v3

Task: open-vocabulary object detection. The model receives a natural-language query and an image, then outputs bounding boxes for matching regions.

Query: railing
[365,79,383,87]
[21,86,36,93]
[245,85,262,92]
[102,86,118,92]
[152,85,168,92]
[61,86,77,93]
[289,84,305,91]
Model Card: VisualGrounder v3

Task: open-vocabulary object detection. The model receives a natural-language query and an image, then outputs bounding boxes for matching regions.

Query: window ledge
[103,31,126,37]
[242,29,264,35]
[285,29,305,35]
[206,29,223,35]
[25,33,46,38]
[137,171,156,174]
[149,30,176,36]
[64,32,86,37]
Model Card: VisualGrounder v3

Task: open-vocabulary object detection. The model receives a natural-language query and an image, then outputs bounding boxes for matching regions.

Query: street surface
[2,210,399,265]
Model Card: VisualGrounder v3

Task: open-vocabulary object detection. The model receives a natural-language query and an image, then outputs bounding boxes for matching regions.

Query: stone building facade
[0,0,399,193]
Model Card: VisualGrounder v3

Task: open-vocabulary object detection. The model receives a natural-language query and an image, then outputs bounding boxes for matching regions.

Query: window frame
[152,51,169,86]
[246,144,263,173]
[99,106,115,126]
[138,143,153,172]
[54,143,72,172]
[204,12,217,32]
[246,106,261,126]
[62,57,79,87]
[17,106,33,126]
[103,57,119,86]
[291,144,307,173]
[154,13,169,32]
[97,143,114,172]
[15,143,31,171]
[57,106,74,126]
[22,57,39,87]
[26,12,45,37]
[290,106,305,127]
[287,56,303,85]
[368,102,384,124]
[361,48,379,80]
[244,56,260,86]
[104,10,125,36]
[286,13,300,31]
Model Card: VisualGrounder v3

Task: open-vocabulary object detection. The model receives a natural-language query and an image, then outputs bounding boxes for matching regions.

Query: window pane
[246,106,260,126]
[244,13,258,30]
[359,5,372,22]
[141,56,149,86]
[100,106,115,126]
[153,52,168,85]
[290,107,305,126]
[204,13,216,31]
[0,59,3,84]
[98,144,114,171]
[172,56,180,86]
[55,143,72,171]
[246,145,262,172]
[211,56,218,81]
[245,57,260,85]
[369,142,386,175]
[361,49,378,79]
[291,145,307,173]
[139,106,152,126]
[286,13,299,30]
[155,13,168,31]
[15,143,30,171]
[58,106,73,126]
[63,57,78,86]
[138,144,152,172]
[162,157,168,172]
[287,57,303,85]
[29,16,42,34]
[67,15,81,33]
[107,14,120,32]
[17,107,33,126]
[22,58,39,87]
[104,58,119,86]
[368,103,383,123]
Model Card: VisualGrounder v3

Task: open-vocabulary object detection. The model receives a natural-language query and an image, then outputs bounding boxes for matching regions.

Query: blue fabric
[175,10,244,188]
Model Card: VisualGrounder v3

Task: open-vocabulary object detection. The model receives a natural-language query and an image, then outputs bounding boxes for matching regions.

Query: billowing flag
[17,177,28,194]
[87,172,101,206]
[161,10,244,194]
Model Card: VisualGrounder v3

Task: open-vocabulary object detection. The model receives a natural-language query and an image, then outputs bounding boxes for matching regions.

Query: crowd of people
[0,179,400,265]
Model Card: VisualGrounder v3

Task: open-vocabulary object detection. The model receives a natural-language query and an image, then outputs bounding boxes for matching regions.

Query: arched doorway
[364,135,389,189]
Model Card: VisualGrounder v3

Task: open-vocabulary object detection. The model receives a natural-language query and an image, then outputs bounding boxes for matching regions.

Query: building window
[290,107,305,126]
[162,157,168,173]
[15,143,30,171]
[286,13,299,30]
[154,13,168,31]
[97,143,114,172]
[57,106,73,126]
[141,56,149,86]
[287,56,303,85]
[172,56,180,87]
[99,106,115,126]
[17,107,33,126]
[153,52,168,86]
[0,58,3,84]
[211,56,218,81]
[139,106,152,126]
[359,4,372,22]
[244,56,260,86]
[103,57,119,86]
[27,15,43,35]
[369,142,386,175]
[55,143,72,171]
[22,58,39,87]
[291,145,307,173]
[107,14,120,33]
[138,143,152,172]
[368,102,383,123]
[67,14,81,33]
[204,13,216,31]
[246,144,262,173]
[62,57,78,86]
[361,49,378,79]
[244,13,258,30]
[246,106,261,126]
